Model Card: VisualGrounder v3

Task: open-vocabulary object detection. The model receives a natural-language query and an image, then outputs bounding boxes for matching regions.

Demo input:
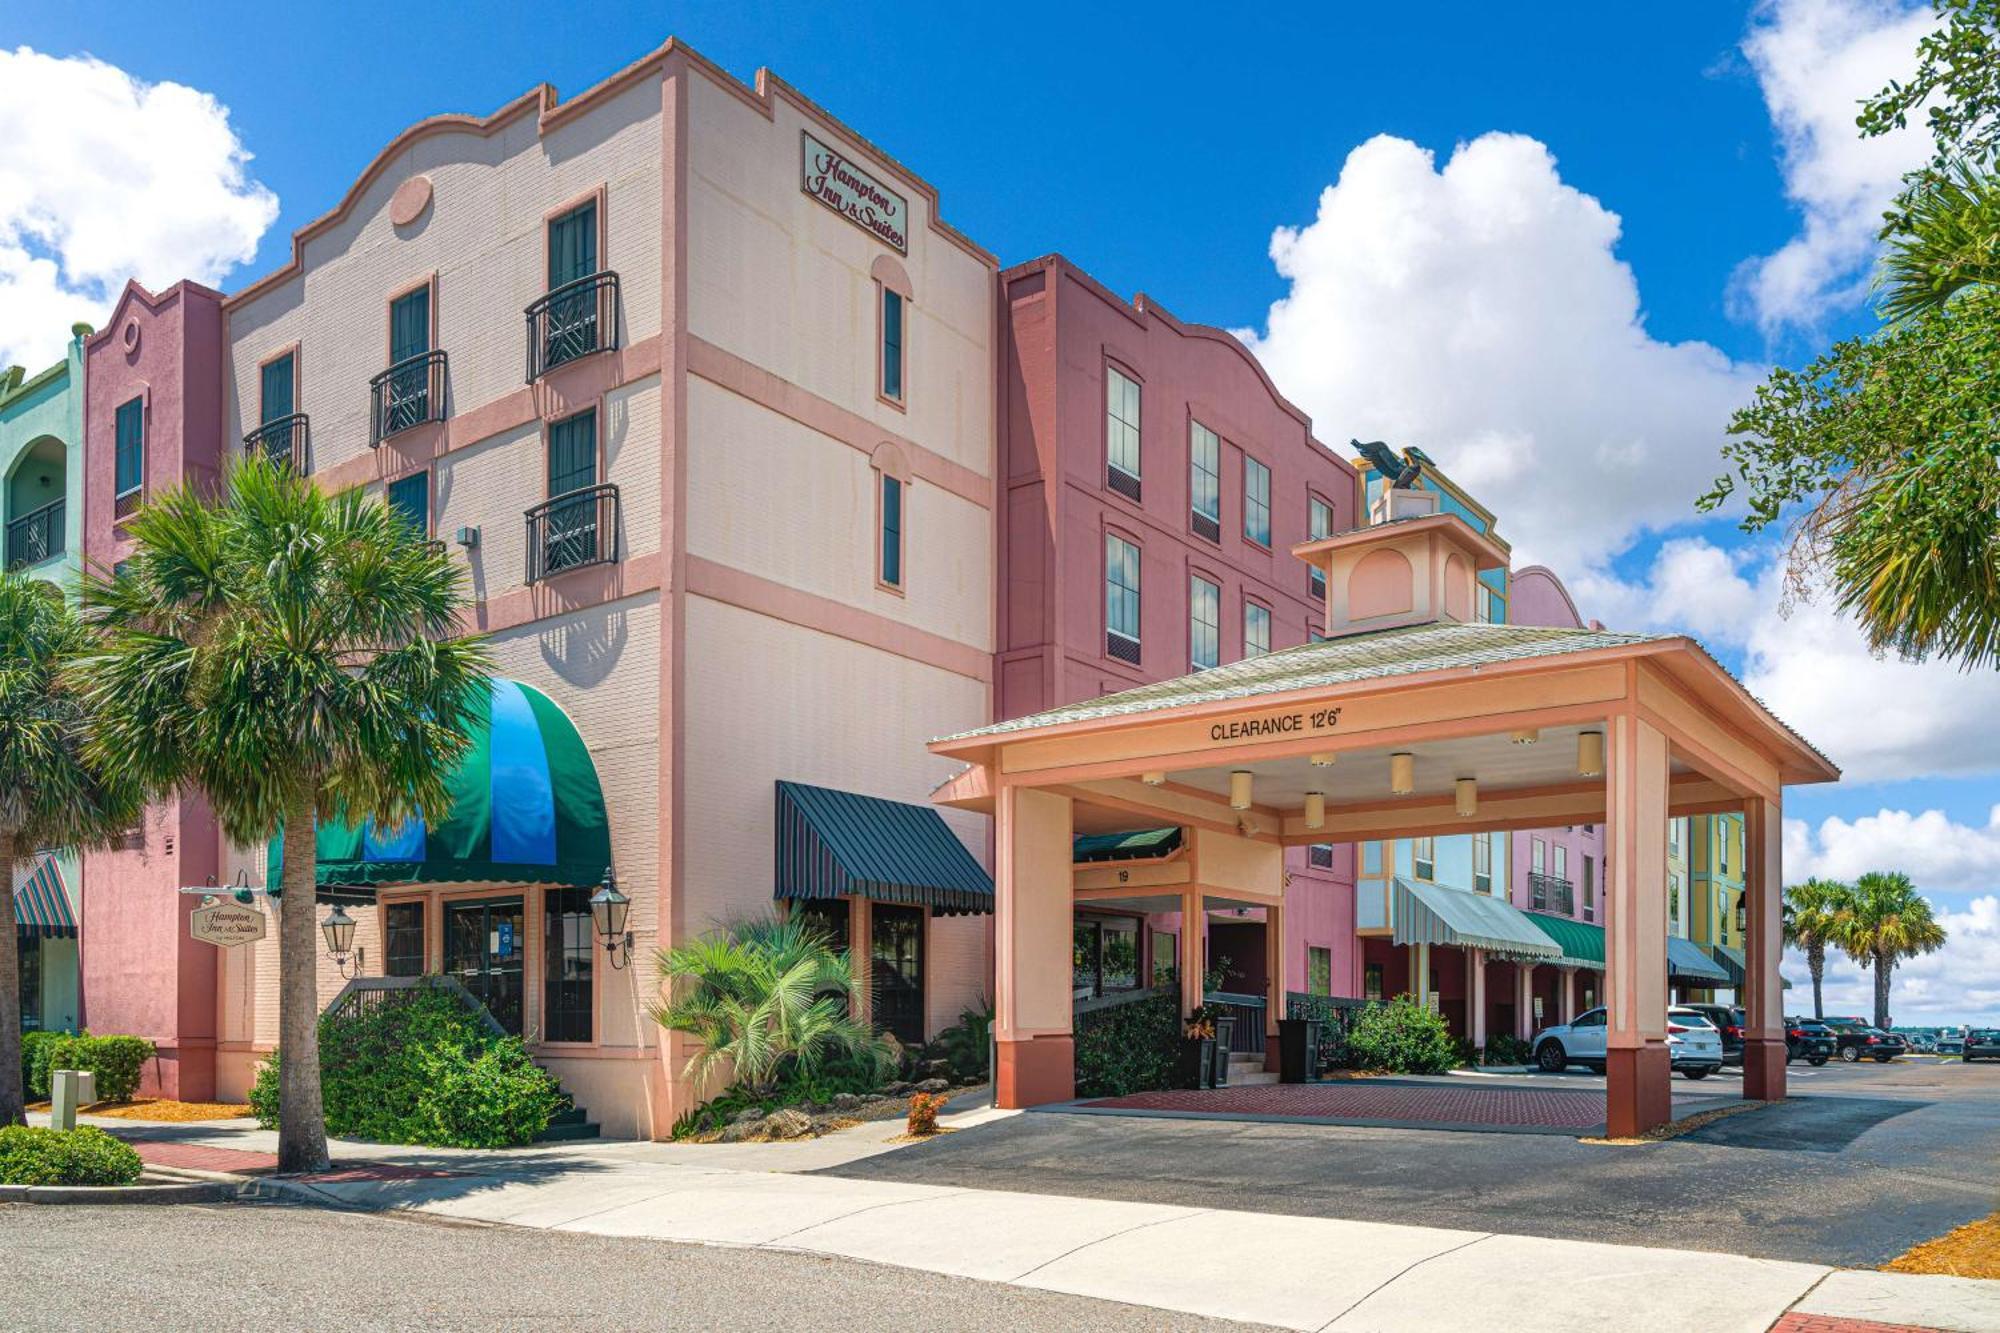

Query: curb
[0,1176,234,1205]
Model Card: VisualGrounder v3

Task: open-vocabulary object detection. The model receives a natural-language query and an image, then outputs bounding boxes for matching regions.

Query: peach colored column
[994,784,1076,1108]
[1179,889,1204,1021]
[1561,968,1575,1023]
[1516,965,1535,1040]
[1742,796,1788,1102]
[1263,902,1285,1072]
[848,895,872,1025]
[1604,715,1672,1137]
[1468,950,1487,1050]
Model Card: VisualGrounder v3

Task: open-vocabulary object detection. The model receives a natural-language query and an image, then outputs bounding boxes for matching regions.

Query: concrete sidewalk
[52,1109,2000,1333]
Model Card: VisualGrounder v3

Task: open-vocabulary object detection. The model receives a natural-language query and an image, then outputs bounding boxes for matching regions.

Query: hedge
[1075,990,1182,1097]
[0,1125,144,1186]
[251,985,566,1149]
[21,1034,157,1103]
[19,1031,64,1101]
[1345,995,1458,1074]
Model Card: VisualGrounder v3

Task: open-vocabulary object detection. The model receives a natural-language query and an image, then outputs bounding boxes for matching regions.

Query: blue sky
[8,1,1998,1020]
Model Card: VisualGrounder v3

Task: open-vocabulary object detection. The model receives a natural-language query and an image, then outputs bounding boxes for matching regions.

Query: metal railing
[1529,871,1574,916]
[4,497,64,568]
[525,483,619,583]
[322,974,506,1037]
[1205,991,1267,1055]
[243,413,310,472]
[525,271,621,382]
[370,349,447,445]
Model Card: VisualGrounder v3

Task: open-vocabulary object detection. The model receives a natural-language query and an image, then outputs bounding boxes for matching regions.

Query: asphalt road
[0,1201,1261,1332]
[822,1058,2000,1268]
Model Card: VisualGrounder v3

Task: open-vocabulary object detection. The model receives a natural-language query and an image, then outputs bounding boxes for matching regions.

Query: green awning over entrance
[775,781,993,916]
[1670,937,1733,983]
[1072,827,1183,863]
[1526,911,1604,969]
[1392,878,1562,964]
[268,677,612,900]
[13,855,76,939]
[1707,943,1793,990]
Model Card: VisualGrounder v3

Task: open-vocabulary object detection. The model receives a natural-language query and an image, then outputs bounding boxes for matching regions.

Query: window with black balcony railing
[526,484,619,583]
[4,497,64,569]
[525,272,621,383]
[1528,871,1574,916]
[243,414,310,473]
[370,350,447,446]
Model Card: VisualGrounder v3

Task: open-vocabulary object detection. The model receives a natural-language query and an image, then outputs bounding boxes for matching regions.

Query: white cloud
[0,47,277,370]
[1240,132,1767,578]
[1788,807,2000,894]
[1732,0,1936,334]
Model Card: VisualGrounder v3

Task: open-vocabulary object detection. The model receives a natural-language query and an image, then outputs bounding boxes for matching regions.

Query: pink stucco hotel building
[63,36,1640,1135]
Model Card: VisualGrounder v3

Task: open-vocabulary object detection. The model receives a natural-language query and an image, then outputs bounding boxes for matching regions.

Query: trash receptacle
[1278,1018,1322,1083]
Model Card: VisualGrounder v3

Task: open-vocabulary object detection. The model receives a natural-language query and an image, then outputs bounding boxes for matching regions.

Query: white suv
[1530,1006,1724,1080]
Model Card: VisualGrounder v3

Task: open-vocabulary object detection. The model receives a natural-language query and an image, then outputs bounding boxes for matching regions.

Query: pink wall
[79,281,228,1099]
[1506,565,1603,924]
[996,254,1363,998]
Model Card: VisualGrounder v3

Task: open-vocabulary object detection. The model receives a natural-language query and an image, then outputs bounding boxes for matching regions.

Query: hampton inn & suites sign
[801,131,908,253]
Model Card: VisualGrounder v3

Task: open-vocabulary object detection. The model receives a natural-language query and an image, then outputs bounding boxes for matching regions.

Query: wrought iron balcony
[526,483,619,583]
[4,497,64,569]
[243,413,310,472]
[370,350,447,446]
[525,271,621,383]
[1529,871,1575,916]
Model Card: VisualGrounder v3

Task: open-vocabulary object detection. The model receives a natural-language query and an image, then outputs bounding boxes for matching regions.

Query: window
[1189,575,1219,670]
[1477,585,1502,624]
[871,903,926,1046]
[549,200,599,288]
[879,473,904,589]
[1309,843,1335,869]
[1719,825,1731,875]
[1244,601,1270,658]
[1554,844,1569,886]
[792,899,850,954]
[880,287,905,404]
[114,397,144,517]
[1669,819,1683,856]
[1413,836,1435,880]
[542,409,601,575]
[386,472,429,538]
[1105,533,1140,662]
[1072,917,1139,999]
[1243,455,1271,545]
[1669,873,1682,925]
[1106,366,1141,497]
[544,886,595,1043]
[1364,962,1384,1002]
[383,284,434,436]
[1473,832,1492,894]
[543,199,602,369]
[260,352,295,425]
[1307,946,1333,997]
[1583,856,1596,922]
[1531,838,1546,875]
[1308,495,1333,600]
[1189,421,1221,540]
[384,902,426,977]
[1151,930,1178,986]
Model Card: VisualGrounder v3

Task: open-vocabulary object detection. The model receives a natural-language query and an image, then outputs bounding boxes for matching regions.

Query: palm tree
[80,459,488,1172]
[649,916,886,1096]
[1840,872,1948,1031]
[1876,158,2000,324]
[1783,878,1856,1021]
[0,573,140,1125]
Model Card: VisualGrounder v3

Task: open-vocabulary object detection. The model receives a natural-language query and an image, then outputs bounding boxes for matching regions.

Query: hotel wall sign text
[801,131,908,253]
[1209,705,1342,743]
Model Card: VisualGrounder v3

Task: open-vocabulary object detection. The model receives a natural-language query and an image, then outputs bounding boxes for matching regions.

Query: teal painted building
[3,322,91,1034]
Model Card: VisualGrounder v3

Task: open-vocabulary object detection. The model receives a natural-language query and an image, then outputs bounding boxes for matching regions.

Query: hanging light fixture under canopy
[1510,728,1540,746]
[1304,791,1326,829]
[1389,752,1415,796]
[1308,752,1337,768]
[1455,777,1478,817]
[1228,770,1254,810]
[1141,771,1166,786]
[1577,731,1605,778]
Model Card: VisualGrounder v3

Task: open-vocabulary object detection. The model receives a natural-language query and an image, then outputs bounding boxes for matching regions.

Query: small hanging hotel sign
[190,900,267,948]
[801,131,908,253]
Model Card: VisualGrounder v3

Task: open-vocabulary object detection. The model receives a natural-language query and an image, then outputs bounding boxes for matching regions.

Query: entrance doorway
[871,903,925,1046]
[443,896,526,1035]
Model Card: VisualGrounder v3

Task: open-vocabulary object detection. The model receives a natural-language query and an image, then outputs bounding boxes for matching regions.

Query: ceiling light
[1304,791,1326,830]
[1229,770,1253,810]
[1455,778,1478,817]
[1141,771,1166,786]
[1309,751,1337,767]
[1577,732,1605,778]
[1389,752,1415,796]
[1510,728,1540,745]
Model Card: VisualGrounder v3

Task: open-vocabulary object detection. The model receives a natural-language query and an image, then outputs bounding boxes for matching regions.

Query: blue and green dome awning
[270,678,611,898]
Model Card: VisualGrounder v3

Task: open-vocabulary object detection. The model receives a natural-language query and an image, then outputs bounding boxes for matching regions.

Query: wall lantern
[1308,752,1337,768]
[1141,771,1167,786]
[1228,770,1254,811]
[1577,732,1605,778]
[1510,728,1540,746]
[1389,752,1415,796]
[1455,778,1478,818]
[590,867,634,970]
[1304,791,1326,830]
[1735,895,1748,939]
[320,904,362,979]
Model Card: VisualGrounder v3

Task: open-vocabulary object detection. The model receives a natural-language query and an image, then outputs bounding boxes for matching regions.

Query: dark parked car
[1964,1029,2000,1062]
[1680,1004,1744,1065]
[1822,1017,1907,1062]
[1785,1017,1835,1065]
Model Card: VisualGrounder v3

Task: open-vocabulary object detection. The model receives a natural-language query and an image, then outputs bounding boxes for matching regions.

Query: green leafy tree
[0,573,139,1125]
[1703,1,2000,668]
[1840,872,1948,1030]
[649,916,886,1096]
[1783,878,1857,1020]
[80,460,489,1172]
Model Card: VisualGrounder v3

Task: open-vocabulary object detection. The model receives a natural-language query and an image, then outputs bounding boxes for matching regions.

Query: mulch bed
[1886,1210,2000,1280]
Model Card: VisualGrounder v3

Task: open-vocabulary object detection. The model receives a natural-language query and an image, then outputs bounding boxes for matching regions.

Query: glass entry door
[870,904,925,1046]
[443,896,526,1035]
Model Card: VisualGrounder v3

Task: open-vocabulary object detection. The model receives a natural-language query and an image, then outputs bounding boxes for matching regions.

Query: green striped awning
[1073,828,1183,863]
[13,855,77,939]
[775,781,993,916]
[1708,943,1793,990]
[1526,911,1604,969]
[1670,937,1733,983]
[1392,878,1561,964]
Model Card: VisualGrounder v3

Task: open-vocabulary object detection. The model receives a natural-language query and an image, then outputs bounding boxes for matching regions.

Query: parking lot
[821,1057,2000,1268]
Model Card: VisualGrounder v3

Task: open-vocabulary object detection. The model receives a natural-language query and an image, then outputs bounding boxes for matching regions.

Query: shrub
[1075,990,1181,1097]
[668,1046,892,1140]
[924,1000,993,1081]
[250,986,566,1149]
[1345,995,1458,1074]
[906,1091,947,1136]
[20,1031,65,1101]
[1482,1034,1533,1067]
[0,1125,144,1186]
[43,1034,156,1102]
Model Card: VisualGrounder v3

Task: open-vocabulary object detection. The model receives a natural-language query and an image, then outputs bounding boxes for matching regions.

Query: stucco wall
[0,331,86,581]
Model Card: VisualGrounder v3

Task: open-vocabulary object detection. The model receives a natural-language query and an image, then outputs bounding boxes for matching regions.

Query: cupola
[1292,494,1509,639]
